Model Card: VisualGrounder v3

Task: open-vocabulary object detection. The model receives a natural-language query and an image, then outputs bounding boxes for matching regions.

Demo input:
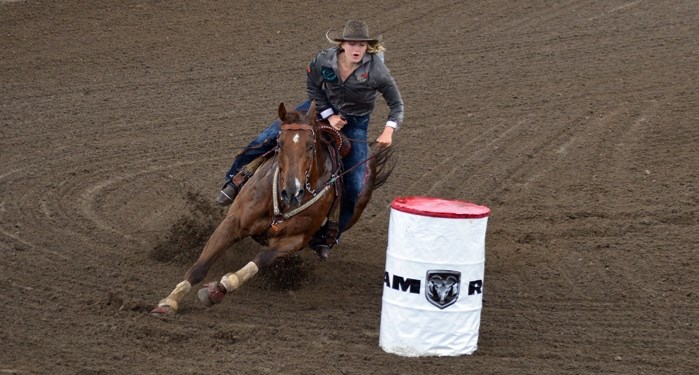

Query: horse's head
[276,102,318,208]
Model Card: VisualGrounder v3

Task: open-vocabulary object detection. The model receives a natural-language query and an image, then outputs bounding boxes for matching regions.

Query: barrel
[379,196,491,356]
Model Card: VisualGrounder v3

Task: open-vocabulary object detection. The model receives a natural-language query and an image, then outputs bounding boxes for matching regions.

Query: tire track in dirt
[482,96,698,369]
[378,2,616,200]
[486,104,656,292]
[484,295,697,368]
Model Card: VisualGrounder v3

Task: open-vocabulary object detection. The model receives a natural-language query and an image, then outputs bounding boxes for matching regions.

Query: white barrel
[379,196,490,357]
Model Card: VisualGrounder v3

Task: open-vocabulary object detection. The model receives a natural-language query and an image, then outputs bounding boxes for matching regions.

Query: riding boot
[215,156,266,206]
[309,221,339,261]
[215,182,240,206]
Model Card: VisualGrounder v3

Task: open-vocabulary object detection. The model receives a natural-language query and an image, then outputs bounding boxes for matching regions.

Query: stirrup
[324,221,339,246]
[309,221,339,261]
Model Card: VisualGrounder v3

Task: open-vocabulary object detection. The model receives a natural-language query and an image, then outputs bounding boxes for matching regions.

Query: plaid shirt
[306,47,404,128]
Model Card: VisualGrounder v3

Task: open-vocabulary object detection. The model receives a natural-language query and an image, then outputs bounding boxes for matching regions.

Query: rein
[313,140,392,191]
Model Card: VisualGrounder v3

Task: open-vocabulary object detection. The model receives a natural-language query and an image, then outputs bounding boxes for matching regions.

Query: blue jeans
[224,100,311,183]
[338,114,370,233]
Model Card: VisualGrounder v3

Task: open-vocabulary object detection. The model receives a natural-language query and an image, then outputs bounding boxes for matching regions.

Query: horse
[150,102,394,316]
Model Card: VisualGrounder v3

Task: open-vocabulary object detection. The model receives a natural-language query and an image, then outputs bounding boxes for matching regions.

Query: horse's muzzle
[280,187,305,208]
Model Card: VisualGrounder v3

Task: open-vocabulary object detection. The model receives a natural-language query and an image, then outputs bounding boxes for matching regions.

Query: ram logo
[425,270,461,309]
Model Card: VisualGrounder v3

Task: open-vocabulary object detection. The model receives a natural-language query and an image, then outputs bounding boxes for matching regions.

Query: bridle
[277,122,318,194]
[271,122,333,228]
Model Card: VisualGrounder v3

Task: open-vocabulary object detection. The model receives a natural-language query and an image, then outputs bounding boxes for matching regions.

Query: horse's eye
[308,143,315,151]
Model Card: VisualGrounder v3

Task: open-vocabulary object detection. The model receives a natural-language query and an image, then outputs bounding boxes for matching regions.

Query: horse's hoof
[314,245,330,261]
[150,305,175,317]
[198,282,227,307]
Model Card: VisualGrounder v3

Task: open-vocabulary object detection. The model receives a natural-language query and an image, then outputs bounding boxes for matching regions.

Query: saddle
[318,123,351,159]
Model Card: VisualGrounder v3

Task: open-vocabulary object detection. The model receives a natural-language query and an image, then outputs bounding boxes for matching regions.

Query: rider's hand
[329,114,346,130]
[376,126,394,146]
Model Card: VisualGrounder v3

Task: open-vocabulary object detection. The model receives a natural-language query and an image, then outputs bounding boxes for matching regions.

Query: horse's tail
[371,144,397,190]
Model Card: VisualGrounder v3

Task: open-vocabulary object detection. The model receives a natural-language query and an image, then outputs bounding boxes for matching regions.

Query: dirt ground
[1,0,697,374]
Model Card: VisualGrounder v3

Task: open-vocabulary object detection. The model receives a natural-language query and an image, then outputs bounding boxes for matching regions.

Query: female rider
[216,20,404,255]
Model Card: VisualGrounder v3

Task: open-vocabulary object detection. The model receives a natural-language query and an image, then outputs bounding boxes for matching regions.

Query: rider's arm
[373,58,404,129]
[306,51,334,120]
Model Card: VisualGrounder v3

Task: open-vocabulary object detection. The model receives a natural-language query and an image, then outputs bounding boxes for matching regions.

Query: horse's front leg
[196,234,307,307]
[150,214,243,317]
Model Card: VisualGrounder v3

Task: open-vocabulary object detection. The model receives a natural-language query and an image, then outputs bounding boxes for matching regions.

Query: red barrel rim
[390,196,490,219]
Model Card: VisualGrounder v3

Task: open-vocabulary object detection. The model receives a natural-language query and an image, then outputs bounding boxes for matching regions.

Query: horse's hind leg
[196,248,281,306]
[196,237,303,306]
[150,214,243,317]
[197,259,261,307]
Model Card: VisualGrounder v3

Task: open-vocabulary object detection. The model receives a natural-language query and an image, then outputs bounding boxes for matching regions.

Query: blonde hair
[367,41,386,54]
[332,40,386,54]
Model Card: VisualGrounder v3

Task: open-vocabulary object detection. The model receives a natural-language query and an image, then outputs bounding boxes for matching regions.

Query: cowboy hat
[326,20,383,43]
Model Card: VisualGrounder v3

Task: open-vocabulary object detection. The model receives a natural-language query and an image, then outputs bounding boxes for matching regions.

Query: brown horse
[151,102,394,316]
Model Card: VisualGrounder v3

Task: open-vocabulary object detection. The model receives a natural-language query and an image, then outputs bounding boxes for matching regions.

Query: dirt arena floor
[2,0,697,374]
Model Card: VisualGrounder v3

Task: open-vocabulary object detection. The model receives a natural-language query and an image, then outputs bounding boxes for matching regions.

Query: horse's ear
[278,102,287,122]
[307,100,317,125]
